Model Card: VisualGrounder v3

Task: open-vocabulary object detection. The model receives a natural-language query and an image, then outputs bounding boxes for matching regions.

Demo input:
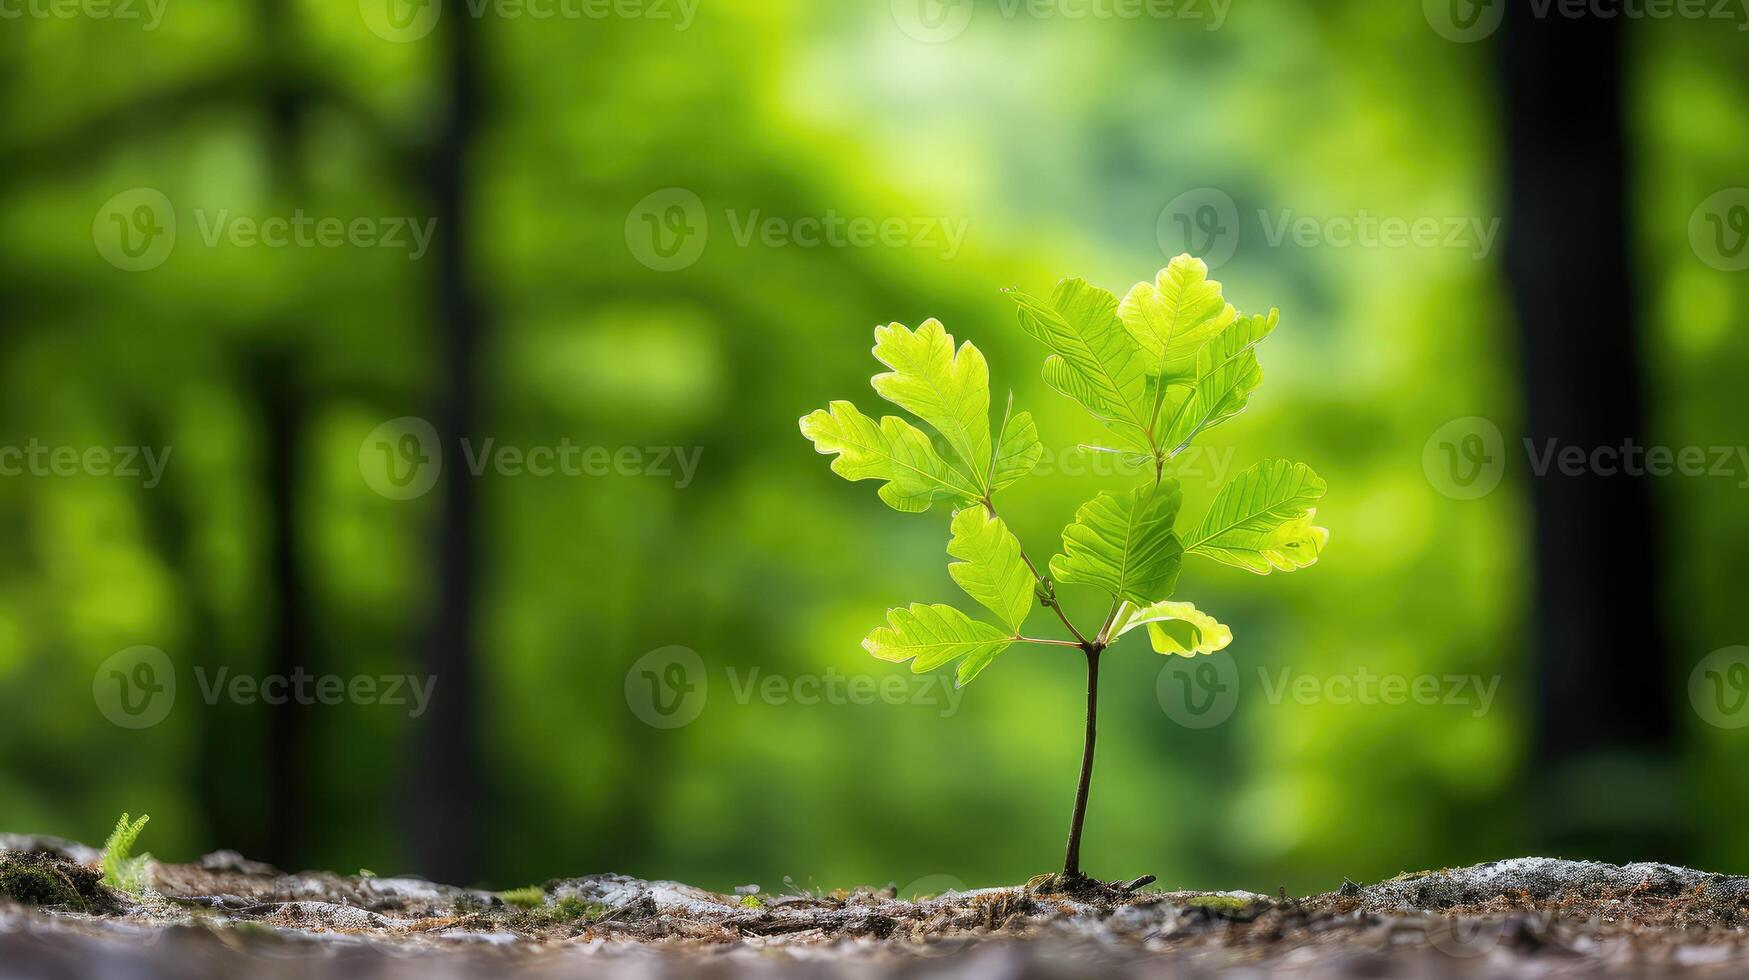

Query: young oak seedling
[800,255,1329,892]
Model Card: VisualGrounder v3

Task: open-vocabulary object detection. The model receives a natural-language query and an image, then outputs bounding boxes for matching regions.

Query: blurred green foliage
[1,0,1746,894]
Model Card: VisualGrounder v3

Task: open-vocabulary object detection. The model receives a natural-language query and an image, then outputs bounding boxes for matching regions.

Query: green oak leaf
[862,603,1015,686]
[1186,460,1329,573]
[1157,309,1279,455]
[1118,254,1237,382]
[1114,599,1233,657]
[1049,481,1184,604]
[1009,279,1152,451]
[799,400,980,513]
[871,320,993,490]
[992,407,1043,491]
[947,507,1033,632]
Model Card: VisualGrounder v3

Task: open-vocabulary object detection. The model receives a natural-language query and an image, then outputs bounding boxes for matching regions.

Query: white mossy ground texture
[3,834,1749,977]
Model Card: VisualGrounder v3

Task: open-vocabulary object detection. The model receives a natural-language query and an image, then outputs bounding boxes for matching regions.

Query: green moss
[0,854,89,911]
[498,886,547,909]
[1183,894,1253,913]
[502,893,608,931]
[738,893,763,909]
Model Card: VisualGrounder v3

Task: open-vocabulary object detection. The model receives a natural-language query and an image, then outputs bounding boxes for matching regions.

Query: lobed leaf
[1186,460,1329,573]
[799,400,980,513]
[1049,482,1185,605]
[947,507,1034,632]
[871,320,993,489]
[1157,309,1279,455]
[991,408,1043,491]
[862,603,1015,686]
[1010,279,1152,450]
[1114,599,1233,656]
[1118,255,1237,382]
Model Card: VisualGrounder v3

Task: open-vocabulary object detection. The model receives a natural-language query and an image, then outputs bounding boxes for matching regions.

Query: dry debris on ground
[3,833,1748,977]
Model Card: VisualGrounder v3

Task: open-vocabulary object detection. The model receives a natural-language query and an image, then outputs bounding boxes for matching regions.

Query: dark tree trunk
[255,353,314,868]
[408,0,486,884]
[1498,8,1676,859]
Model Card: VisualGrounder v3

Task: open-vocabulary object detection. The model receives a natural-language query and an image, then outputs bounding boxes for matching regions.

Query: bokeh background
[2,0,1747,896]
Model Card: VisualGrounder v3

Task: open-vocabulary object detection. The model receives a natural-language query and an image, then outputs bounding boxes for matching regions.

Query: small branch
[1094,598,1124,647]
[1016,636,1085,649]
[981,496,1091,648]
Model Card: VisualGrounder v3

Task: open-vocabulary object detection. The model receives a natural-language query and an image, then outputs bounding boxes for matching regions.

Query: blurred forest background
[1,0,1747,895]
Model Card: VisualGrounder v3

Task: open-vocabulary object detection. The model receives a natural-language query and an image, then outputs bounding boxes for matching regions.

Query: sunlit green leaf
[1114,599,1233,656]
[1049,481,1184,604]
[862,604,1015,683]
[1118,255,1237,381]
[1187,460,1329,573]
[1010,279,1152,449]
[1158,309,1279,455]
[799,400,980,513]
[871,320,993,489]
[992,408,1043,491]
[947,507,1033,632]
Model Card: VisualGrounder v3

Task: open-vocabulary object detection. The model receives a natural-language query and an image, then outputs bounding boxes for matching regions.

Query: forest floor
[4,833,1749,977]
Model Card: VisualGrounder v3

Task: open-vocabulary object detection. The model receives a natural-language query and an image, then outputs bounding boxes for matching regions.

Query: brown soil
[3,834,1748,977]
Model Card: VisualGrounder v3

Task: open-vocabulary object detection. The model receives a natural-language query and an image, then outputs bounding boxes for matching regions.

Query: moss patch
[0,852,117,913]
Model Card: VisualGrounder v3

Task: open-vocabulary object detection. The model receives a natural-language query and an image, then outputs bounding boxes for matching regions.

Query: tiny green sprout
[101,812,153,896]
[801,256,1330,885]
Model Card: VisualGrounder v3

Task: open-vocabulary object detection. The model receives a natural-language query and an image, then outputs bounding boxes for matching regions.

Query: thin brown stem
[1062,645,1101,877]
